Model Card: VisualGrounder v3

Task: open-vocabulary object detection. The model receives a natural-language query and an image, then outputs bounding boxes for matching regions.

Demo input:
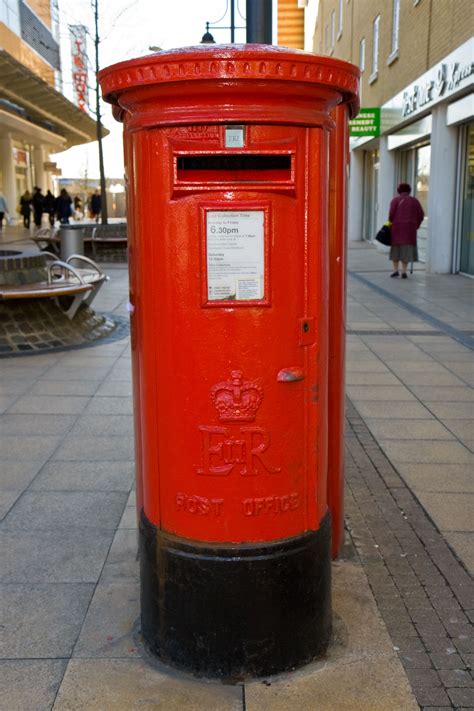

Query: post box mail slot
[100,44,359,679]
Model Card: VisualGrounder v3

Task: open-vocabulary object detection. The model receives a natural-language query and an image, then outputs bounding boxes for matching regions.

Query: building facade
[305,0,473,275]
[0,0,98,216]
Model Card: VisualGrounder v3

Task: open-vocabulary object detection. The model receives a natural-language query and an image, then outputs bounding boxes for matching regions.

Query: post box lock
[299,317,316,346]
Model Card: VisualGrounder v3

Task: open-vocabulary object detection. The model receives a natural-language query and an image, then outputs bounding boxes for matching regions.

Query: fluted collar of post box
[99,44,360,127]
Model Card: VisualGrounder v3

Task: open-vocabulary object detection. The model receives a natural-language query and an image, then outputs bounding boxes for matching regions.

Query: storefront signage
[349,108,381,136]
[69,25,88,112]
[383,38,474,128]
[402,59,474,117]
[43,161,57,170]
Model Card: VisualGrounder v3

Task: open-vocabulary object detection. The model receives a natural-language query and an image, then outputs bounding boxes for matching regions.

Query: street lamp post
[200,0,244,44]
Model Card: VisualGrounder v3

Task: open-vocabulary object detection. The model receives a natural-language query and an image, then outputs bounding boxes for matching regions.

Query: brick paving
[345,398,474,710]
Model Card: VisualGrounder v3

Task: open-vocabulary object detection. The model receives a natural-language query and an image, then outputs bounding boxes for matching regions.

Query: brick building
[304,0,473,274]
[0,0,98,216]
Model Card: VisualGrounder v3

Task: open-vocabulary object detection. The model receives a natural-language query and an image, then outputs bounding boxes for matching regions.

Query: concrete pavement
[0,235,472,709]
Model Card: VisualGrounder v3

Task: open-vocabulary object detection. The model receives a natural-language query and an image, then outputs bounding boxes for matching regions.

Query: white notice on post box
[207,211,264,301]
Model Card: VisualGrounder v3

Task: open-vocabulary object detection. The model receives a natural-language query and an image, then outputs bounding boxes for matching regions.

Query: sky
[51,0,249,179]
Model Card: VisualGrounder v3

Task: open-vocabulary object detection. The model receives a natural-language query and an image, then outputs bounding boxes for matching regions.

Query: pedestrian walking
[55,188,73,225]
[388,183,424,279]
[90,189,102,223]
[44,190,56,226]
[32,187,45,228]
[20,190,32,229]
[0,192,9,230]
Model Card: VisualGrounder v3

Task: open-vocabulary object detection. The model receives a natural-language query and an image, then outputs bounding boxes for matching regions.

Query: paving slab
[353,400,435,419]
[73,580,141,659]
[395,463,474,493]
[70,414,134,437]
[52,435,135,461]
[0,490,20,520]
[31,460,135,492]
[364,418,454,441]
[100,528,139,582]
[379,440,473,464]
[0,460,44,490]
[2,491,128,529]
[444,533,474,575]
[0,583,94,658]
[413,493,474,533]
[0,434,62,460]
[83,396,133,415]
[408,385,474,402]
[53,659,244,711]
[0,527,115,583]
[0,413,76,436]
[8,395,90,415]
[0,660,67,711]
[31,380,101,396]
[346,385,417,401]
[424,401,474,420]
[94,379,133,397]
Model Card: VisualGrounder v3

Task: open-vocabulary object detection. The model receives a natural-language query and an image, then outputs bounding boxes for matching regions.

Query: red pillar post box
[99,46,359,679]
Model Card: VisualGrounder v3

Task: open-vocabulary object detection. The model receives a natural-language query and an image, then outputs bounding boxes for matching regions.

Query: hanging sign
[349,108,381,137]
[70,25,89,112]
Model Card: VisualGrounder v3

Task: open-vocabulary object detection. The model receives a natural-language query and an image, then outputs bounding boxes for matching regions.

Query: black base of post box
[139,510,332,679]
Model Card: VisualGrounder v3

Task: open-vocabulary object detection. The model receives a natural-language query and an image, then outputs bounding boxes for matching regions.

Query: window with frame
[359,38,366,72]
[389,0,400,63]
[370,15,380,82]
[0,0,21,35]
[338,0,343,38]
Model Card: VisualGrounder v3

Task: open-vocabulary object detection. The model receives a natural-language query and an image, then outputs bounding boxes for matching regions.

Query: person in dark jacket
[20,190,32,229]
[90,190,102,222]
[388,183,424,279]
[55,188,73,224]
[32,187,45,227]
[44,190,56,226]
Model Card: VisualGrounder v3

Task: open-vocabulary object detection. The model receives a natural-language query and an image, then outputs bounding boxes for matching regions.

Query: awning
[0,49,108,147]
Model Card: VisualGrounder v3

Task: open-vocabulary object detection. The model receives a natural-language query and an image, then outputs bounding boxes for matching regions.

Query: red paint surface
[328,105,350,558]
[99,45,359,544]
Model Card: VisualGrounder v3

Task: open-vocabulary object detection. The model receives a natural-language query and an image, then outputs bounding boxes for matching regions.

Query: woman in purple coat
[388,183,424,279]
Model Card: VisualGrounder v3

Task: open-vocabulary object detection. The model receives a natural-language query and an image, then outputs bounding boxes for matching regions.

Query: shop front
[348,38,474,275]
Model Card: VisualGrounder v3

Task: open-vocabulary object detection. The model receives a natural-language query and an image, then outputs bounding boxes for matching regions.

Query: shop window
[370,15,380,84]
[415,144,430,216]
[459,124,474,275]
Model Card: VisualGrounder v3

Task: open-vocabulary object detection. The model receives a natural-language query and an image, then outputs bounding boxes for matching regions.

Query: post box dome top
[99,44,360,127]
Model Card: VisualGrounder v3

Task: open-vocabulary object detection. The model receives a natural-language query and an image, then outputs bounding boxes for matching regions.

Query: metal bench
[0,255,109,319]
[31,224,128,259]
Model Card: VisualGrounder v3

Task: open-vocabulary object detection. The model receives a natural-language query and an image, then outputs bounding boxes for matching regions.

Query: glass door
[362,150,379,241]
[398,143,430,262]
[459,123,474,275]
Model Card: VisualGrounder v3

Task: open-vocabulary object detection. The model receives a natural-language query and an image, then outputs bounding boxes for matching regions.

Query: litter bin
[99,44,359,679]
[59,224,85,261]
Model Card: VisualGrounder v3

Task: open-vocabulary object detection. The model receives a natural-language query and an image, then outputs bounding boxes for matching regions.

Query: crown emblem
[211,371,263,422]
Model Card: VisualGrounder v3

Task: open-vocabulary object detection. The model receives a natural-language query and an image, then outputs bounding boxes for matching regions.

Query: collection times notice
[206,211,264,301]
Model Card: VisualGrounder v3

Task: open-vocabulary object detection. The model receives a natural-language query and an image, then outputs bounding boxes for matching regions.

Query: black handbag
[375,224,391,246]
